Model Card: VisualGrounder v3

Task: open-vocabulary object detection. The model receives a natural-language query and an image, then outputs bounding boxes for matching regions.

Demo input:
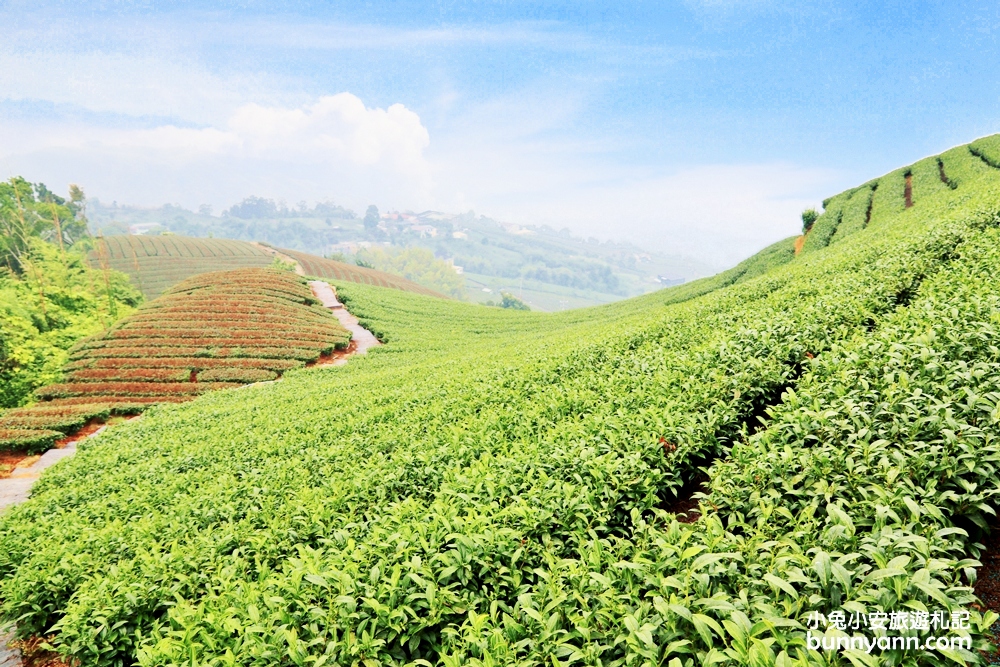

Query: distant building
[498,221,536,236]
[417,210,454,222]
[656,275,685,286]
[410,225,438,238]
[452,231,468,240]
[128,223,161,235]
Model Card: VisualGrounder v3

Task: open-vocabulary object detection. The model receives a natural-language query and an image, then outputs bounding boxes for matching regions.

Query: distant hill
[88,234,445,300]
[87,201,714,310]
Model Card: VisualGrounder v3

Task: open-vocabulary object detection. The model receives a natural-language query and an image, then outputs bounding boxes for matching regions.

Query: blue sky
[1,0,998,265]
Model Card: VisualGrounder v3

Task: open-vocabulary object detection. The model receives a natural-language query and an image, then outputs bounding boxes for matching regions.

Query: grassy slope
[90,235,441,301]
[4,139,1000,664]
[88,204,714,308]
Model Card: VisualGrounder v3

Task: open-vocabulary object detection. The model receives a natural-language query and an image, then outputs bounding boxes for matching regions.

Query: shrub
[500,291,530,310]
[801,207,820,232]
[196,368,278,383]
[0,428,61,453]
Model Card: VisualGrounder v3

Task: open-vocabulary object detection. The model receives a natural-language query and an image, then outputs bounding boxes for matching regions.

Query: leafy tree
[0,177,142,406]
[0,178,88,275]
[356,246,465,298]
[269,257,298,272]
[500,291,530,310]
[0,235,141,407]
[801,207,819,233]
[225,196,288,219]
[364,205,380,231]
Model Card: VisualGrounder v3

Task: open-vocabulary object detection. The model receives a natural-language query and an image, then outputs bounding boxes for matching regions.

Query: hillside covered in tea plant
[89,234,445,300]
[6,136,1000,665]
[0,268,350,453]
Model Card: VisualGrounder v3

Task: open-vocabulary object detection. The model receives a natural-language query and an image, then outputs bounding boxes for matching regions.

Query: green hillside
[88,234,445,300]
[88,234,274,299]
[87,202,714,310]
[5,136,1000,664]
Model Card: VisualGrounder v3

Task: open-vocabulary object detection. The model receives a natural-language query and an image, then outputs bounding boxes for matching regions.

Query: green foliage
[0,236,141,410]
[829,183,876,243]
[661,235,797,305]
[357,245,466,299]
[939,145,993,190]
[499,291,530,310]
[9,140,1000,666]
[970,135,1000,170]
[0,428,61,453]
[801,198,844,252]
[801,207,819,232]
[268,256,298,272]
[196,368,278,383]
[909,155,952,203]
[0,177,88,275]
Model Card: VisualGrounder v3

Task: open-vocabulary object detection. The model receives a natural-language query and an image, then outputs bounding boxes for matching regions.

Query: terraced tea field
[89,235,274,298]
[90,234,444,299]
[798,134,1000,254]
[0,268,349,452]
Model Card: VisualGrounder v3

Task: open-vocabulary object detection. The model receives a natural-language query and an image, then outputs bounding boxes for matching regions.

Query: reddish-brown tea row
[0,268,350,451]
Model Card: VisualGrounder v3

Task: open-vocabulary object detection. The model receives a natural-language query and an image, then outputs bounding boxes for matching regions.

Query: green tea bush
[801,199,844,252]
[829,183,875,243]
[6,139,1000,665]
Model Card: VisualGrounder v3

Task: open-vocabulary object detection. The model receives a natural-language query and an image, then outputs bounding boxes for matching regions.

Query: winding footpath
[308,281,381,359]
[0,281,377,664]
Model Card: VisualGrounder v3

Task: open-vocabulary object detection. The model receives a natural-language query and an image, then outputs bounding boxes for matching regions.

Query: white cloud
[229,95,430,172]
[0,50,268,125]
[0,94,434,212]
[0,87,834,267]
[0,10,839,266]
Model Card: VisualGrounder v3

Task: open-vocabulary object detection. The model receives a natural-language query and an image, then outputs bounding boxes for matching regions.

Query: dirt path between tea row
[0,281,379,665]
[308,280,381,361]
[250,242,307,276]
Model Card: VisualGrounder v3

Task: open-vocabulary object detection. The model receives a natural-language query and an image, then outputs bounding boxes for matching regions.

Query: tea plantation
[0,269,350,452]
[90,235,442,300]
[6,137,1000,665]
